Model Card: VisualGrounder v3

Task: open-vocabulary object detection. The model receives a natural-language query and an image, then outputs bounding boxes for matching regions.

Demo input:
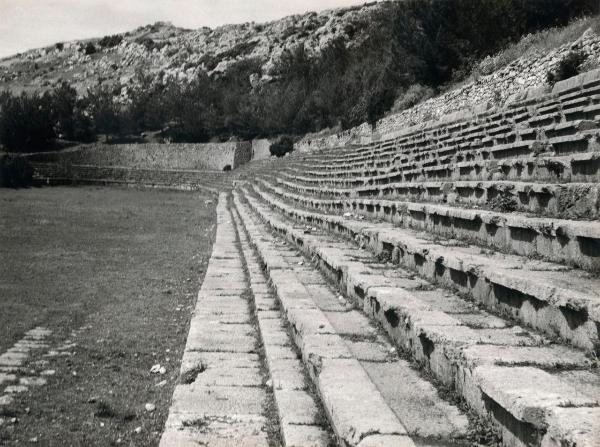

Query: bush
[84,42,97,55]
[547,50,588,84]
[98,34,123,48]
[391,84,435,114]
[0,154,33,187]
[269,136,294,157]
[135,37,167,52]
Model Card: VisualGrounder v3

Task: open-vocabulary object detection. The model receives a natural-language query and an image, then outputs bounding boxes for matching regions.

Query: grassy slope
[0,186,216,445]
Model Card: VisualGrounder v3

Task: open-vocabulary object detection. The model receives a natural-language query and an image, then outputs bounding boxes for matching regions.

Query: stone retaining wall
[31,162,229,192]
[251,139,272,160]
[28,141,252,171]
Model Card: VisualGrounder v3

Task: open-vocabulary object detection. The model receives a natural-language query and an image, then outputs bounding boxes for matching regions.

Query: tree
[85,85,124,141]
[50,82,78,139]
[0,91,55,152]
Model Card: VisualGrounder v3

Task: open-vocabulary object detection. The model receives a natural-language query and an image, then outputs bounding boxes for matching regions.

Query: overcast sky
[0,0,371,58]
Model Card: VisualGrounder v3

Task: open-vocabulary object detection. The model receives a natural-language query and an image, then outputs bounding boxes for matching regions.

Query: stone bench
[293,122,598,178]
[275,176,600,219]
[256,178,600,272]
[244,184,600,353]
[282,150,600,188]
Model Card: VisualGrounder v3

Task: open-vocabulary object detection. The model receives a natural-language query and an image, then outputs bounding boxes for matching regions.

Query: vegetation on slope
[0,0,597,152]
[471,14,600,79]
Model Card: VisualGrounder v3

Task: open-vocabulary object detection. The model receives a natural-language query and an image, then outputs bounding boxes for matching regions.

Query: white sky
[0,0,371,58]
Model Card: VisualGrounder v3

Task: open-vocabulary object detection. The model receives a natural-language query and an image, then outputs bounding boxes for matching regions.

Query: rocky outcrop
[0,3,384,98]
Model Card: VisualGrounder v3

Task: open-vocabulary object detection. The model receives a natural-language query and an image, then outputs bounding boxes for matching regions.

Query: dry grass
[474,15,600,77]
[0,185,216,446]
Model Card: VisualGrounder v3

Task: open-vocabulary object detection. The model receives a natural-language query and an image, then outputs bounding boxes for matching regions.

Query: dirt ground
[0,186,216,446]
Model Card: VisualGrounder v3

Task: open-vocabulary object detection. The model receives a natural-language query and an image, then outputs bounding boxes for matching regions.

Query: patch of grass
[390,84,435,114]
[179,364,206,384]
[488,195,518,213]
[94,400,117,418]
[340,332,379,343]
[181,417,209,429]
[474,15,600,78]
[0,186,216,445]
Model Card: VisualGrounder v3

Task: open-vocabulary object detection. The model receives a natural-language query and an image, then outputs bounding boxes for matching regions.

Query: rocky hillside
[0,2,382,98]
[1,0,596,152]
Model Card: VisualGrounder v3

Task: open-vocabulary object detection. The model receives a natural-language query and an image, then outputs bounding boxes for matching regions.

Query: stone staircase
[161,70,600,447]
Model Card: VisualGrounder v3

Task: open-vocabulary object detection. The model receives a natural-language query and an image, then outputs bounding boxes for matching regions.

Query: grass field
[0,186,216,445]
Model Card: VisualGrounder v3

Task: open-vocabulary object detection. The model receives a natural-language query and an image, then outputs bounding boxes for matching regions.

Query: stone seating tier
[226,186,599,447]
[254,178,600,272]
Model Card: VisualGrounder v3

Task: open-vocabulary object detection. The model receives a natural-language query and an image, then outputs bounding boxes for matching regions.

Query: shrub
[475,16,599,77]
[269,136,294,157]
[547,50,588,84]
[0,154,33,187]
[47,82,96,143]
[391,84,435,114]
[55,42,64,51]
[84,42,97,55]
[135,37,168,52]
[98,34,123,48]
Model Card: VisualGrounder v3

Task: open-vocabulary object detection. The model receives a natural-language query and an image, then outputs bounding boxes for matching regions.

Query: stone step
[274,177,600,220]
[291,131,600,179]
[233,206,334,447]
[234,186,600,447]
[232,192,476,447]
[298,111,592,163]
[162,194,332,447]
[295,120,598,173]
[160,193,275,446]
[255,178,600,272]
[288,149,545,179]
[241,184,600,354]
[232,194,415,447]
[283,151,600,185]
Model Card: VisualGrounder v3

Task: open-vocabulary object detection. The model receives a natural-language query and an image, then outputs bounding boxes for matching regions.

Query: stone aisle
[160,193,273,446]
[231,200,334,447]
